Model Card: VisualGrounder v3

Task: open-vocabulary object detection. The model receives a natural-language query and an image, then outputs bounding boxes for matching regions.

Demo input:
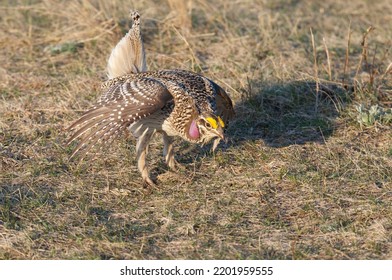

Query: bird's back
[101,69,233,122]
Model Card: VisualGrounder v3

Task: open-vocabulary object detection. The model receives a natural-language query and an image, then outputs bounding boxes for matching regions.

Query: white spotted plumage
[67,11,234,186]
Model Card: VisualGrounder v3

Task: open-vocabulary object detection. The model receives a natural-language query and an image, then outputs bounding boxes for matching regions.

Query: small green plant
[44,42,84,54]
[355,104,392,127]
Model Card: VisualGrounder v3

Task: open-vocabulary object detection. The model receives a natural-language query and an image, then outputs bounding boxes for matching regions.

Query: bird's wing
[67,77,171,159]
[107,11,147,79]
[210,81,235,124]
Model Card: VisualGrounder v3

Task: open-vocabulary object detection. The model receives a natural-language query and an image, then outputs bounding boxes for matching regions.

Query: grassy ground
[0,0,391,259]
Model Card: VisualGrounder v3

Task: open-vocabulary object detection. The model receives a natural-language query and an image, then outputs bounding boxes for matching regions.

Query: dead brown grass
[0,0,391,259]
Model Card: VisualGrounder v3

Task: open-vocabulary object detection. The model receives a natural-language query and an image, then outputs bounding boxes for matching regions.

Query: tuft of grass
[355,104,392,127]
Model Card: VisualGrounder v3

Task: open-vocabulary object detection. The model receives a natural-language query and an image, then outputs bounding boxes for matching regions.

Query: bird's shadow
[225,80,350,148]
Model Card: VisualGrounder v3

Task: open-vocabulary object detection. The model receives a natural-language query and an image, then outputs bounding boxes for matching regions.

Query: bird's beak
[215,127,225,141]
[212,128,226,152]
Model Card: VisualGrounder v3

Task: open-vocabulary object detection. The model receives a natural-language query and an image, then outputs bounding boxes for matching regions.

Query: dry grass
[0,0,391,259]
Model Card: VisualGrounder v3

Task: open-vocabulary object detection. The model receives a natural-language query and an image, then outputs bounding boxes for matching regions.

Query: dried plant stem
[380,62,392,82]
[355,26,375,78]
[167,0,192,31]
[370,44,378,86]
[172,26,199,70]
[310,28,319,113]
[323,37,332,80]
[343,20,352,89]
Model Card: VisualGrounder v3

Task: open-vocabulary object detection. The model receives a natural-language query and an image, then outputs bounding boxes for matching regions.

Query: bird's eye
[200,119,211,129]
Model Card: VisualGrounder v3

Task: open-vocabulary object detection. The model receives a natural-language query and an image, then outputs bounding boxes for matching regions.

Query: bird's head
[187,114,225,145]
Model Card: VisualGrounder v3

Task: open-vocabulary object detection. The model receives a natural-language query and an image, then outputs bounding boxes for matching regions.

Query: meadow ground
[0,0,391,259]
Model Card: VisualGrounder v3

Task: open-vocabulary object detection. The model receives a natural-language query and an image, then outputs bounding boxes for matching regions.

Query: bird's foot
[167,158,185,172]
[142,176,158,189]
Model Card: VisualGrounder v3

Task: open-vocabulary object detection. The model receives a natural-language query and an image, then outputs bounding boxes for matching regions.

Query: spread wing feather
[67,78,172,159]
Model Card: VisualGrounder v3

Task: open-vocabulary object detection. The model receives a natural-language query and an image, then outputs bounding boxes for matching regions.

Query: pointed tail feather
[107,10,147,78]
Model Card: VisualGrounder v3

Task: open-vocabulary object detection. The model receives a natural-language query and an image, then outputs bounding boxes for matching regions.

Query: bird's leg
[162,133,177,171]
[162,134,173,167]
[136,128,155,186]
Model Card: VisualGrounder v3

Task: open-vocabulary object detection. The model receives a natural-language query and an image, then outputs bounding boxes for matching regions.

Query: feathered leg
[162,133,176,170]
[136,128,155,186]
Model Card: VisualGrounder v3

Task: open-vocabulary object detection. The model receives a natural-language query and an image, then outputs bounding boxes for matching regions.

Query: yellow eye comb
[206,116,225,129]
[206,117,218,129]
[217,116,225,128]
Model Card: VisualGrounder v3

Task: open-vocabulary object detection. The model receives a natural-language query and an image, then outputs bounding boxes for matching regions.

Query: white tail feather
[107,11,147,79]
